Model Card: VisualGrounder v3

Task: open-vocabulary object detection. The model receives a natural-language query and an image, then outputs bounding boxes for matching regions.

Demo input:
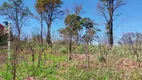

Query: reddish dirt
[71,54,87,61]
[71,54,96,61]
[57,62,70,68]
[116,58,141,71]
[71,54,98,68]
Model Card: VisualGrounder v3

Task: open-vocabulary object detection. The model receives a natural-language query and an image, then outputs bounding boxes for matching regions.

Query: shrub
[75,45,85,54]
[59,47,68,54]
[98,55,106,63]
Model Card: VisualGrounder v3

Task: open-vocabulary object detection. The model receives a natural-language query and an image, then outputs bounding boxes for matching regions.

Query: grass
[0,45,142,80]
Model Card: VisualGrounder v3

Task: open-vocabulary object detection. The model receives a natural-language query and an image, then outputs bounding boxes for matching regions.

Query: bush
[0,35,7,46]
[98,55,106,63]
[59,47,68,54]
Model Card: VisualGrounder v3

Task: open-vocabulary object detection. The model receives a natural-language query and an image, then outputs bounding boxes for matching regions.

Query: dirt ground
[0,53,7,65]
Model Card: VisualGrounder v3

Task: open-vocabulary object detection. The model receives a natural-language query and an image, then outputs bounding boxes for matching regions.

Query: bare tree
[34,1,45,43]
[0,0,31,40]
[97,0,125,46]
[118,32,142,63]
[35,0,64,47]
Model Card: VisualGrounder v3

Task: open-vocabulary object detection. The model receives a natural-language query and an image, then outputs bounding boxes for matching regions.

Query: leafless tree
[0,0,31,40]
[97,0,125,46]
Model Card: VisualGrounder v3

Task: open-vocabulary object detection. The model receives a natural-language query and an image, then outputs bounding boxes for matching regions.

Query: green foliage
[45,67,58,75]
[59,47,68,54]
[98,55,106,63]
[79,70,97,80]
[58,27,75,38]
[81,18,97,44]
[0,71,13,80]
[65,14,82,30]
[62,14,82,38]
[0,35,7,46]
[47,54,67,62]
[0,44,142,80]
[35,0,63,15]
[88,46,98,53]
[36,0,63,10]
[0,64,13,80]
[81,18,94,29]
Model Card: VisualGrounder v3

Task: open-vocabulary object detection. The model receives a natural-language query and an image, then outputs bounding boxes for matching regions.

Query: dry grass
[0,45,142,80]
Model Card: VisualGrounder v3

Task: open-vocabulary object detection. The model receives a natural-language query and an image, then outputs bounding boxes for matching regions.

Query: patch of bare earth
[116,58,142,71]
[57,61,70,68]
[71,54,98,68]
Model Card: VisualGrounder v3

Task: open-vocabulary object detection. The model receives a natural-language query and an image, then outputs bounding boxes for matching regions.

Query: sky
[0,0,142,41]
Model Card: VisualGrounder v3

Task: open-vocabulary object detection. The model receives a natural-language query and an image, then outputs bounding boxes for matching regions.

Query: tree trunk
[40,13,43,43]
[14,0,20,41]
[69,34,72,60]
[108,0,114,46]
[77,35,79,45]
[46,24,52,46]
[109,21,113,46]
[18,29,20,41]
[12,48,18,80]
[77,31,80,45]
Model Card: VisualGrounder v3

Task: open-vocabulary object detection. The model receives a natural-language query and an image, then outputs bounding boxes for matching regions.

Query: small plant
[59,47,68,54]
[98,55,106,63]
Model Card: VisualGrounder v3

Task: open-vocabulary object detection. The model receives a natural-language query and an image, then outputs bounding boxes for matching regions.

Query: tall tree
[0,0,31,40]
[97,0,125,46]
[36,0,64,46]
[74,5,84,45]
[35,0,44,43]
[64,14,81,60]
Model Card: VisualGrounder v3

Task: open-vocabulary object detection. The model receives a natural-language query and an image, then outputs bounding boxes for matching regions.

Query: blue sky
[0,0,142,41]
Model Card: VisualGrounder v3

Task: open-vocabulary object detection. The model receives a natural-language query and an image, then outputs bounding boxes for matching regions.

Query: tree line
[0,0,125,47]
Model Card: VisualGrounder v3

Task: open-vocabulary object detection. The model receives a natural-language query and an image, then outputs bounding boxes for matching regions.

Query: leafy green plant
[98,55,106,63]
[59,47,68,54]
[0,64,13,80]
